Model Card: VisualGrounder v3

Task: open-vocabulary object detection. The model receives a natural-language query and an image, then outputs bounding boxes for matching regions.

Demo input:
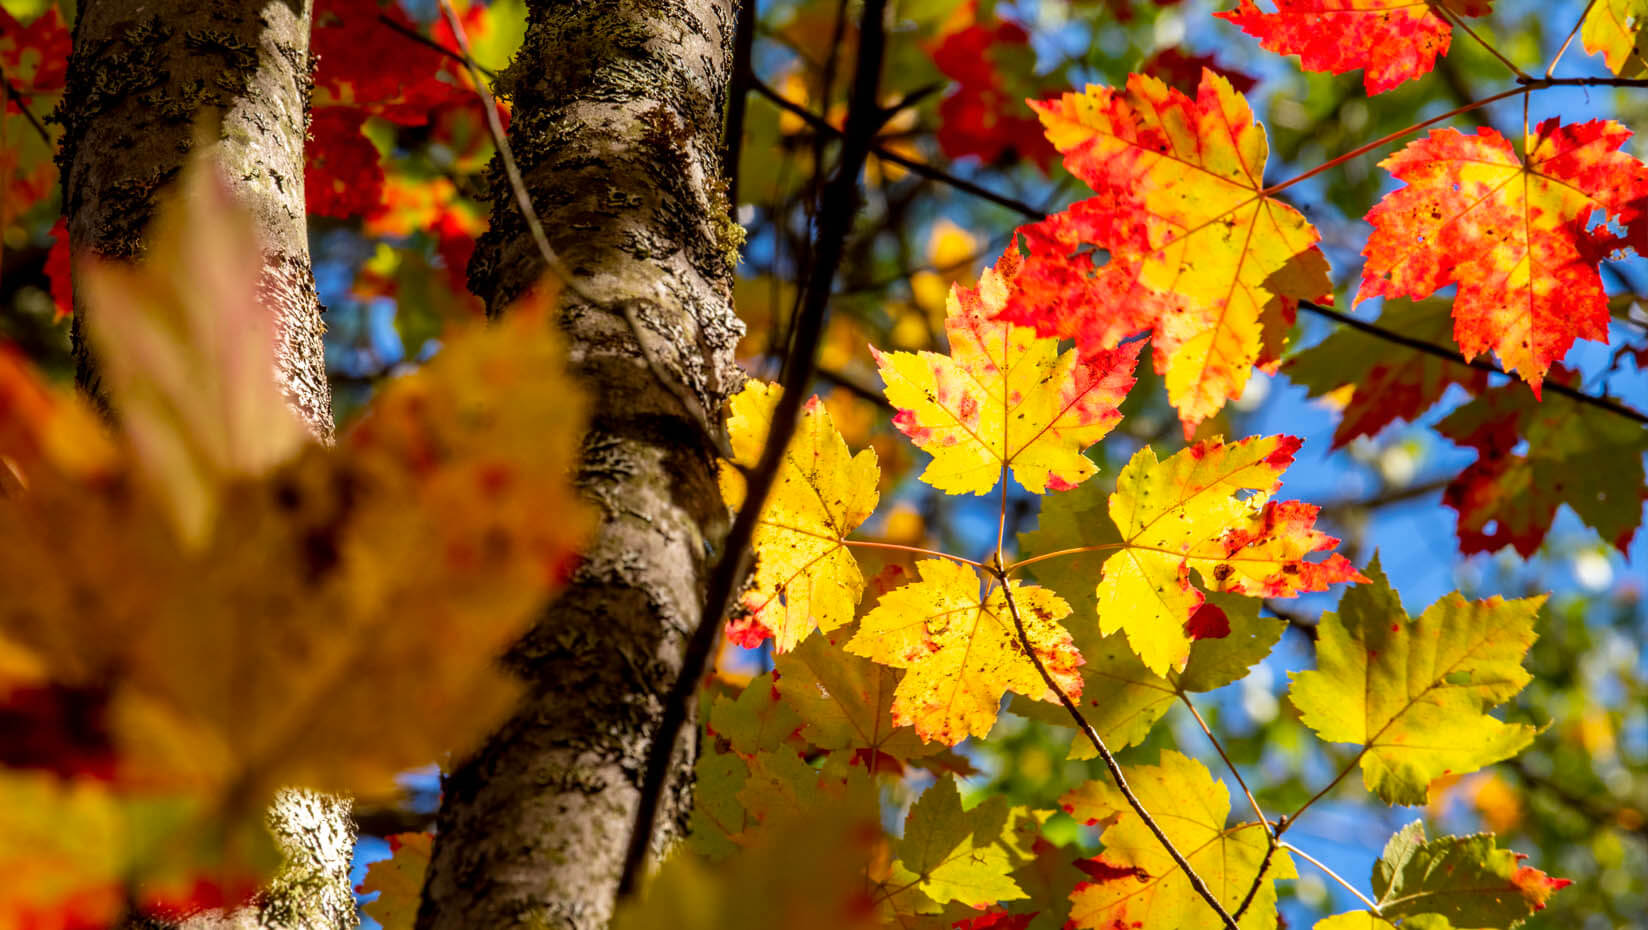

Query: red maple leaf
[928,3,1057,170]
[1218,0,1490,94]
[1359,119,1648,392]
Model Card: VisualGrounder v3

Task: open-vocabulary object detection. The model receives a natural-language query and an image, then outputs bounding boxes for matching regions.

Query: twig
[615,0,893,900]
[1282,841,1380,913]
[1,79,52,146]
[1285,747,1369,828]
[1181,693,1281,921]
[995,566,1241,930]
[721,0,757,212]
[375,12,498,79]
[1298,301,1648,427]
[1546,0,1601,76]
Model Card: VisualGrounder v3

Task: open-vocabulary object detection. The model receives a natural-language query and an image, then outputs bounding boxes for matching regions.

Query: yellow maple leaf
[1061,751,1295,930]
[1097,435,1363,675]
[1030,70,1329,430]
[873,250,1140,496]
[721,381,880,651]
[847,559,1081,745]
[1583,0,1648,76]
[1,158,593,822]
[79,150,309,548]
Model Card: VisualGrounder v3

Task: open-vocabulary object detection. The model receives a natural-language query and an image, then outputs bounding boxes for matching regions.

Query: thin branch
[721,0,758,212]
[749,79,1041,218]
[995,566,1241,930]
[2,79,52,146]
[817,365,891,410]
[616,0,893,900]
[375,12,498,79]
[1298,301,1648,427]
[1546,0,1601,76]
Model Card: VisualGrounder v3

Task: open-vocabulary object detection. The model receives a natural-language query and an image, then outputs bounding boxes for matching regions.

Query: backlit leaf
[847,559,1081,745]
[721,381,881,651]
[1289,559,1542,805]
[1061,751,1294,930]
[1217,0,1486,94]
[874,250,1140,496]
[1582,0,1648,77]
[1096,436,1362,675]
[1358,120,1648,391]
[1371,821,1571,927]
[1007,69,1330,430]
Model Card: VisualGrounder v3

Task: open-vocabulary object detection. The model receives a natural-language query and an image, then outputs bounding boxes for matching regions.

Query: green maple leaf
[1289,558,1544,805]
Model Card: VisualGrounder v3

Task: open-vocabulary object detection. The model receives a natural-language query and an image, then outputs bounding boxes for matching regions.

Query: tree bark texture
[59,3,353,928]
[59,0,334,442]
[417,1,745,928]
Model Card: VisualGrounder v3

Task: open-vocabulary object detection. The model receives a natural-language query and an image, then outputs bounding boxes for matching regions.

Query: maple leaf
[720,380,881,651]
[874,249,1140,496]
[1358,119,1648,391]
[1289,558,1542,805]
[1582,0,1648,76]
[1092,436,1362,675]
[1438,369,1648,556]
[79,154,309,548]
[774,633,934,768]
[1313,914,1396,930]
[1370,821,1571,925]
[1060,751,1295,930]
[884,777,1027,912]
[847,559,1081,745]
[928,3,1057,170]
[1016,480,1287,753]
[2,158,593,825]
[1217,0,1489,95]
[1008,70,1330,430]
[360,832,433,930]
[1285,300,1489,447]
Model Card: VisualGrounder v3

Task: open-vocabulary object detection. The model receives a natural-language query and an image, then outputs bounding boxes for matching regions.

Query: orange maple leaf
[1005,69,1330,433]
[1358,119,1648,392]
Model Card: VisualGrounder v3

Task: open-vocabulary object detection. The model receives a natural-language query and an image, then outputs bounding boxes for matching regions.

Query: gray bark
[416,1,745,928]
[59,3,353,928]
[59,0,333,441]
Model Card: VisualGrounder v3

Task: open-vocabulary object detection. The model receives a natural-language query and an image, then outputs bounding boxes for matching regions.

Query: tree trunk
[59,3,353,928]
[416,1,744,928]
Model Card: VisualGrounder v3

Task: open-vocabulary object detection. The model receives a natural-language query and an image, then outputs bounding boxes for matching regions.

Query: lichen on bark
[415,2,745,928]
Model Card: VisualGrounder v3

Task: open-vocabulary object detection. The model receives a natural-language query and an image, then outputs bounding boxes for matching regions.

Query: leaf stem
[1284,746,1369,830]
[994,570,1242,930]
[1003,543,1122,575]
[1546,0,1600,77]
[1261,86,1529,197]
[1439,6,1529,80]
[1282,841,1380,913]
[843,539,985,567]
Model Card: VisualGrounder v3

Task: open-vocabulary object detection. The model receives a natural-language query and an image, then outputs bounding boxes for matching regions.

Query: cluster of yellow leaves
[0,155,591,916]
